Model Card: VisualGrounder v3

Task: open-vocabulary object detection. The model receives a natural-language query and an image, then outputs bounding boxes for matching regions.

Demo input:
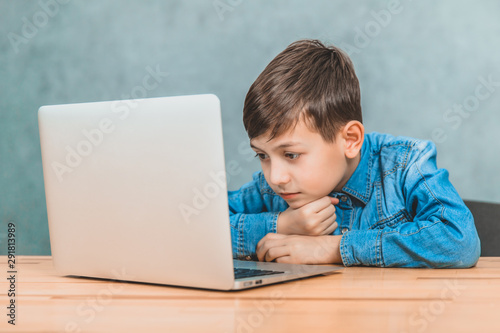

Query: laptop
[38,94,342,290]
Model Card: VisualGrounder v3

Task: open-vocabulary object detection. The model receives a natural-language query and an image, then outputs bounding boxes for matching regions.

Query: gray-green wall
[1,0,499,255]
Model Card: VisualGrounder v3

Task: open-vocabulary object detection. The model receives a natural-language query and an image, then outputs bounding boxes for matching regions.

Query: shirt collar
[336,135,373,205]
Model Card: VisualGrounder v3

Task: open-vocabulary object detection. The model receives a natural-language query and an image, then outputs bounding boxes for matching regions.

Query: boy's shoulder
[365,132,427,149]
[365,132,436,156]
[363,132,438,172]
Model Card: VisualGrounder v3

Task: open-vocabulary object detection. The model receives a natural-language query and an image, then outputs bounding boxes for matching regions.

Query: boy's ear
[341,121,364,159]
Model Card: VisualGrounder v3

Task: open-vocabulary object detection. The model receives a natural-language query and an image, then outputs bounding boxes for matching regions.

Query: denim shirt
[228,132,481,268]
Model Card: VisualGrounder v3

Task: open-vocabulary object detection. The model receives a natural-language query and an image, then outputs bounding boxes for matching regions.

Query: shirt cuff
[238,212,279,259]
[340,229,384,266]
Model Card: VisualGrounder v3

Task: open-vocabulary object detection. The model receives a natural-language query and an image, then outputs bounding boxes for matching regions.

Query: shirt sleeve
[228,172,279,259]
[340,140,481,268]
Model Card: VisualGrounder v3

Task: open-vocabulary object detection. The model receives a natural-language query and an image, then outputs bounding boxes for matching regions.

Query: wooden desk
[1,256,500,332]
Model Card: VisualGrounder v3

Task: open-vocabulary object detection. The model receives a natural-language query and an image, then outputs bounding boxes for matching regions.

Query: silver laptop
[38,94,342,290]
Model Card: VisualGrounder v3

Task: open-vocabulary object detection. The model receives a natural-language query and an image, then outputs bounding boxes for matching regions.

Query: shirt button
[245,256,252,261]
[340,196,347,202]
[341,228,349,234]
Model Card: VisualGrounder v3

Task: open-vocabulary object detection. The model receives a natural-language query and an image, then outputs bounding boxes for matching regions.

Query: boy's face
[250,119,356,209]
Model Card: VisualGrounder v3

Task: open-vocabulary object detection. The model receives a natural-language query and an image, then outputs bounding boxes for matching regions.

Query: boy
[228,39,480,268]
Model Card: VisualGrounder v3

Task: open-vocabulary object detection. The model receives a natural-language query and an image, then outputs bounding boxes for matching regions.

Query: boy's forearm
[339,218,480,268]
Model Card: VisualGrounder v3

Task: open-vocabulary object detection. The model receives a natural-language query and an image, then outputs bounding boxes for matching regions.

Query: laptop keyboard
[234,267,285,279]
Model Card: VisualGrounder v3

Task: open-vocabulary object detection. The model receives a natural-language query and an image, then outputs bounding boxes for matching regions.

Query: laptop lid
[39,94,236,290]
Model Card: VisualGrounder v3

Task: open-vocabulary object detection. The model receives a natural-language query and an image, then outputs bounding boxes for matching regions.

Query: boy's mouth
[279,192,300,200]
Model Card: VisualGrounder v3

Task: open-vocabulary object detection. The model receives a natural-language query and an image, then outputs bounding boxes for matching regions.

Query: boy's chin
[285,195,320,209]
[285,201,302,209]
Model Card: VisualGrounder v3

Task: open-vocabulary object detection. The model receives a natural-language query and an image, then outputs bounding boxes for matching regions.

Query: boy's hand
[256,233,343,264]
[277,197,340,235]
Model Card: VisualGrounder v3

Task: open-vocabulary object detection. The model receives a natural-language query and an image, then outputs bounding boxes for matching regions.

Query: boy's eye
[255,153,269,160]
[285,153,300,160]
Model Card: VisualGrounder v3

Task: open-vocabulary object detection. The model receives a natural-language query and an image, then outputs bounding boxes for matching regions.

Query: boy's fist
[277,197,339,236]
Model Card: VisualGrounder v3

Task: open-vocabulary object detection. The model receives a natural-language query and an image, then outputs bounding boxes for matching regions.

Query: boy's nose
[268,162,291,186]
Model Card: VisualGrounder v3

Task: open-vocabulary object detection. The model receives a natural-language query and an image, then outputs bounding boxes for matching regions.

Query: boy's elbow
[443,225,481,269]
[422,215,480,269]
[458,232,481,268]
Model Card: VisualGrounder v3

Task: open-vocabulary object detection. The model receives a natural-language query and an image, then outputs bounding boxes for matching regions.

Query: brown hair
[243,39,362,142]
